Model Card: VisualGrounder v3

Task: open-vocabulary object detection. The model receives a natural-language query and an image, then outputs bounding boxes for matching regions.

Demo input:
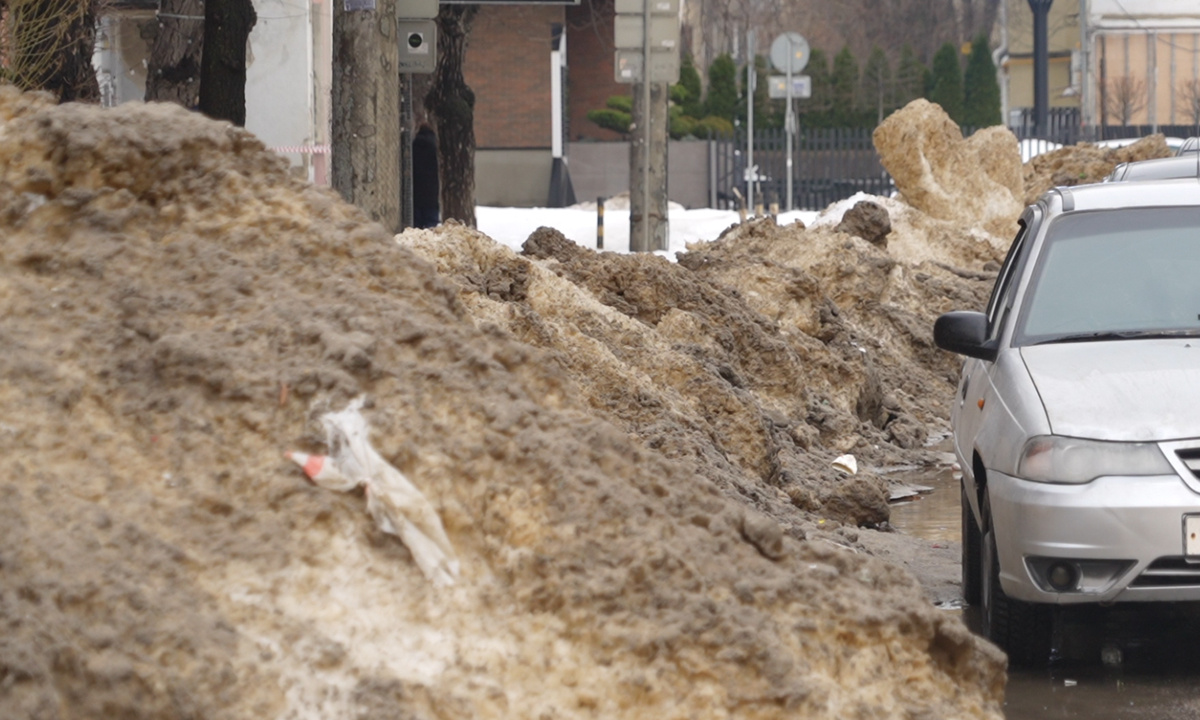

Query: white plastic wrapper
[287,397,460,586]
[832,454,858,475]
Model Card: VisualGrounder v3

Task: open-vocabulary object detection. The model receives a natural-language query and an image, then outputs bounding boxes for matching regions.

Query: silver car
[935,179,1200,665]
[1105,153,1200,182]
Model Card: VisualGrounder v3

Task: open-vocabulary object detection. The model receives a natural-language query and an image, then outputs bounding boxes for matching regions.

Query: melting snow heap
[1,86,1006,719]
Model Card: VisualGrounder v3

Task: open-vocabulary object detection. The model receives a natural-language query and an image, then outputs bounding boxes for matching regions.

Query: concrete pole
[332,0,401,232]
[630,81,669,251]
[629,0,668,253]
[401,73,414,230]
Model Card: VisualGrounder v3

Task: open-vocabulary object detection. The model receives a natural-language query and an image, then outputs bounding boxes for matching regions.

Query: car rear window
[1015,207,1200,345]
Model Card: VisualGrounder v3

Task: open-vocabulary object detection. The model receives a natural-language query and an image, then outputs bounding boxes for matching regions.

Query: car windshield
[1015,207,1200,345]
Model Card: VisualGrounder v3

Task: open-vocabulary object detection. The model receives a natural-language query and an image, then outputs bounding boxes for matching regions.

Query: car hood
[1020,340,1200,442]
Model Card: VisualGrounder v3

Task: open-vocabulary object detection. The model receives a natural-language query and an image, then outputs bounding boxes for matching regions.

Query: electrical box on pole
[396,0,437,17]
[614,0,677,12]
[613,15,680,51]
[614,50,679,84]
[397,21,437,73]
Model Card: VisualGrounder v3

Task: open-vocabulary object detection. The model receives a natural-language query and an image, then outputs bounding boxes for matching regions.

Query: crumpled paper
[287,397,460,586]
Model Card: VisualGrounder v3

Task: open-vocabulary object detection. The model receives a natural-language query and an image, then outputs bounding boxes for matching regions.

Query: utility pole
[332,0,402,232]
[615,0,677,252]
[630,80,669,251]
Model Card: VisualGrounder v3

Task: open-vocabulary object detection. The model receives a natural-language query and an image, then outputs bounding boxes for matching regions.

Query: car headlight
[1017,435,1173,484]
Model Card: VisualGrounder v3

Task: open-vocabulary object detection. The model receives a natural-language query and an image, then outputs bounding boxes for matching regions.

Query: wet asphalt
[889,469,1200,719]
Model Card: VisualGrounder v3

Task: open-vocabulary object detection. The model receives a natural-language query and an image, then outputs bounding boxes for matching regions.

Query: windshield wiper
[1034,329,1200,345]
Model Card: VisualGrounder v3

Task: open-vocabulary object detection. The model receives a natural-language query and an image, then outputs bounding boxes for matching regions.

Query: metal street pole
[401,73,414,229]
[641,0,651,251]
[785,36,793,213]
[1028,0,1053,135]
[747,30,755,218]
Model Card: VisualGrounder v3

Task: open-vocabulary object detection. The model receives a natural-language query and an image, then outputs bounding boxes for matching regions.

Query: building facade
[1000,0,1200,130]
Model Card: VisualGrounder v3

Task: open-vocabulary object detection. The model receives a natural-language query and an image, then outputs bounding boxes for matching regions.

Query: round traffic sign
[769,32,809,74]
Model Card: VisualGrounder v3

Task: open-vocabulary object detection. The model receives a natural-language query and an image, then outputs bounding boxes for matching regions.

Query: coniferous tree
[928,42,964,124]
[705,53,739,122]
[677,54,704,120]
[861,46,892,125]
[893,44,926,110]
[798,47,832,127]
[962,34,1001,128]
[829,46,860,127]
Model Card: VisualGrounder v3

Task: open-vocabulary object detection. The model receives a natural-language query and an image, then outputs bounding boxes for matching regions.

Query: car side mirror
[934,311,998,362]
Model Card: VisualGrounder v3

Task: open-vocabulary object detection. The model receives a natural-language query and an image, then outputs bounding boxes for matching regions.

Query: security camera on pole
[769,32,809,212]
[396,0,438,229]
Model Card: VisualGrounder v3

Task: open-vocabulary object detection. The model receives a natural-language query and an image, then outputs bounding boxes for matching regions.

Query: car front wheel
[962,481,982,605]
[981,491,1053,666]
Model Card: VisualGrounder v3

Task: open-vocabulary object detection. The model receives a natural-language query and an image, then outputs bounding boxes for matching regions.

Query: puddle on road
[887,463,960,545]
[885,461,1200,720]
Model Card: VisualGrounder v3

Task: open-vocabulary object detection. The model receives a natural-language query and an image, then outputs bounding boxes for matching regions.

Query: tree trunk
[425,5,477,227]
[198,0,257,126]
[331,0,401,232]
[145,0,205,107]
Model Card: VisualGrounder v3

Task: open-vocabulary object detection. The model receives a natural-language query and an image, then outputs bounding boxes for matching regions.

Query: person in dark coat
[412,124,440,229]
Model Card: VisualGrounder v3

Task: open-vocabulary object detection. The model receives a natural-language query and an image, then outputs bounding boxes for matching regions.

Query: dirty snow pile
[0,87,1026,720]
[1021,132,1172,204]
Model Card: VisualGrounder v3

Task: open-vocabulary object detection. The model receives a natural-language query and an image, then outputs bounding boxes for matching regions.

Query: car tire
[981,491,1053,667]
[961,482,983,605]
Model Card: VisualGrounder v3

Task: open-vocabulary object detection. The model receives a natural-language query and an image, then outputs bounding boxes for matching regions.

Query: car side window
[985,216,1032,341]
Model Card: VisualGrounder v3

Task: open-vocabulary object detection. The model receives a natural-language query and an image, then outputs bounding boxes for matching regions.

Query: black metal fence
[713,127,892,212]
[710,118,1200,212]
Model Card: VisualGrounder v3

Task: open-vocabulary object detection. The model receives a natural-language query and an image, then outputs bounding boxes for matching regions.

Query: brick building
[465,1,630,205]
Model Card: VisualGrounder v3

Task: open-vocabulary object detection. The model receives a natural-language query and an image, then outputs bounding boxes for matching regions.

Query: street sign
[396,0,437,18]
[614,0,679,13]
[397,20,436,73]
[769,32,809,74]
[768,75,811,99]
[614,49,680,84]
[614,14,680,50]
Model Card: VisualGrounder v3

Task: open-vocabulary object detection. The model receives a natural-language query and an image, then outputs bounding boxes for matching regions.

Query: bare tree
[425,5,478,227]
[1104,75,1147,126]
[0,0,101,101]
[1178,78,1200,128]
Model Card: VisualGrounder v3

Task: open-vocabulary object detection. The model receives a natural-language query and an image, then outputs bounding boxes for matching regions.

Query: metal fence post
[597,197,605,250]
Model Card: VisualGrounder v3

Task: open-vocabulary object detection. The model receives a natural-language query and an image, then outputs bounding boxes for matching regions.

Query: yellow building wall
[1007,56,1078,109]
[1004,0,1081,113]
[1099,32,1200,126]
[1006,0,1079,57]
